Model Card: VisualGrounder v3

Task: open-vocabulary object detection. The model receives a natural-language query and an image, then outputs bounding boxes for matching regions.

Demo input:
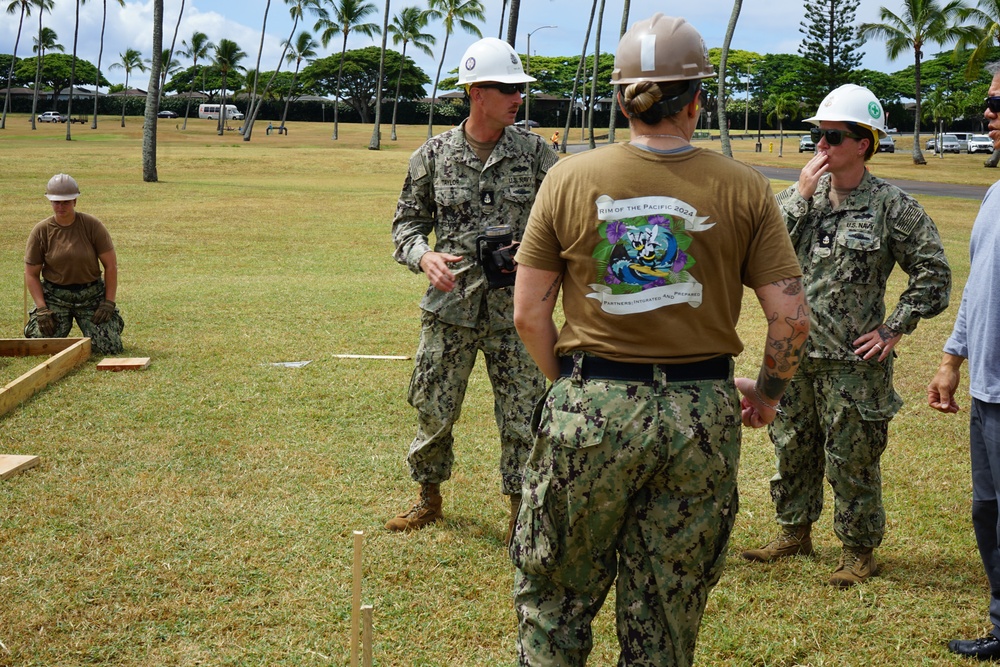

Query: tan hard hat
[611,14,715,85]
[45,173,81,201]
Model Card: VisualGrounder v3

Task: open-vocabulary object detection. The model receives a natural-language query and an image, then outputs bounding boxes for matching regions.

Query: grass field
[0,114,991,666]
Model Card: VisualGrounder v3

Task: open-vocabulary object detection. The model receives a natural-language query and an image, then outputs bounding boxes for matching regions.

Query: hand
[92,299,116,325]
[797,152,829,200]
[928,361,962,414]
[735,377,781,428]
[36,307,57,336]
[853,325,901,362]
[419,251,464,293]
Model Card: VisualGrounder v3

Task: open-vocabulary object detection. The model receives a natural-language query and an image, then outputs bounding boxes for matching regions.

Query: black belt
[559,355,731,383]
[44,280,100,292]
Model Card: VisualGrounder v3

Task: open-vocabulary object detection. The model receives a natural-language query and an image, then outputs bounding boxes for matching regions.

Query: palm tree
[213,39,247,135]
[109,47,147,127]
[859,0,971,165]
[504,0,519,45]
[387,6,435,140]
[766,91,801,157]
[143,0,163,182]
[314,0,381,139]
[424,0,484,139]
[559,0,597,153]
[368,0,391,150]
[245,0,275,136]
[244,0,320,141]
[2,0,33,129]
[91,0,126,128]
[279,31,318,127]
[923,87,959,157]
[29,5,57,131]
[606,0,631,143]
[179,31,212,130]
[587,0,608,150]
[718,0,744,158]
[159,0,185,108]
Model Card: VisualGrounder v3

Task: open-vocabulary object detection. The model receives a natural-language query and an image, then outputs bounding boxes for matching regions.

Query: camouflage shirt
[776,169,951,361]
[392,120,558,330]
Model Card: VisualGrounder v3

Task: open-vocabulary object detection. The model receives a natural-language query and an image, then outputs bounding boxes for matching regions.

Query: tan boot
[829,546,878,587]
[507,494,522,545]
[385,483,443,532]
[741,525,814,562]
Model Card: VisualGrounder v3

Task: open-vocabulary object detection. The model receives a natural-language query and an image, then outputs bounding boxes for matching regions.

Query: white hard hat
[805,84,888,139]
[456,38,535,86]
[44,173,81,201]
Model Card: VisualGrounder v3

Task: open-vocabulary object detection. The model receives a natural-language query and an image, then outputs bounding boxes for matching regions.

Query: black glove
[92,299,116,325]
[36,307,57,336]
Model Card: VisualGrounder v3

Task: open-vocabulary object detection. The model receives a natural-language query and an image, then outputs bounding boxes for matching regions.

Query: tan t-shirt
[25,212,115,286]
[517,142,801,364]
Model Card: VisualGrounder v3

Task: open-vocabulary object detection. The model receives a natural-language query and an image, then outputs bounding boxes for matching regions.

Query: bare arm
[513,265,563,381]
[99,249,118,302]
[737,276,811,427]
[25,263,45,309]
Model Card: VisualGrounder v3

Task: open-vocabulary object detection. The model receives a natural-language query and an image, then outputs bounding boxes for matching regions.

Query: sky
[1,0,908,92]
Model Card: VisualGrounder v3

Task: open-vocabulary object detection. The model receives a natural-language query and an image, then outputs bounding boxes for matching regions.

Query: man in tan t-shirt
[24,173,124,355]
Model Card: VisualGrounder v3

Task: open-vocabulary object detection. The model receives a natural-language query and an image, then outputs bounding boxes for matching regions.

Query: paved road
[755,165,989,201]
[562,142,990,201]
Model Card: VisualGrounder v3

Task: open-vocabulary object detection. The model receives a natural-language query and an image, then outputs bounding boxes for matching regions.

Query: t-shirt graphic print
[588,194,715,315]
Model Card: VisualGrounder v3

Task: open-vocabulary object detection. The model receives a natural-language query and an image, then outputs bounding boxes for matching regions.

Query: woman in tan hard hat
[510,13,808,666]
[24,173,124,354]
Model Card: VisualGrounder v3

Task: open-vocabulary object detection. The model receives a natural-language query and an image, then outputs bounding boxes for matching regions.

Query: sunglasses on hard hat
[810,127,864,146]
[475,82,526,95]
[985,96,1000,113]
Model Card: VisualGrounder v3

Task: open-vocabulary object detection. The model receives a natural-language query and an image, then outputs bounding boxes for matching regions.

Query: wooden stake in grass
[351,530,364,667]
[361,604,373,667]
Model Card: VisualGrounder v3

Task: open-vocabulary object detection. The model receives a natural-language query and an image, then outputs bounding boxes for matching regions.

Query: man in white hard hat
[510,14,808,665]
[387,38,558,534]
[742,84,952,587]
[25,173,124,355]
[929,61,1000,662]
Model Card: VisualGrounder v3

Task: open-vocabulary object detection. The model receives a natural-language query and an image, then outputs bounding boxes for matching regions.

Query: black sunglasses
[475,82,526,95]
[810,127,864,146]
[985,96,1000,113]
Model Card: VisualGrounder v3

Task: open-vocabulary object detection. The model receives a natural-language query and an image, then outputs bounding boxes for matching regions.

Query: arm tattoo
[541,275,562,302]
[877,325,896,342]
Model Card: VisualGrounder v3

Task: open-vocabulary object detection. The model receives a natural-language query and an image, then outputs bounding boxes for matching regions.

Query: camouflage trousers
[25,280,124,355]
[511,357,740,666]
[405,310,546,496]
[766,356,902,549]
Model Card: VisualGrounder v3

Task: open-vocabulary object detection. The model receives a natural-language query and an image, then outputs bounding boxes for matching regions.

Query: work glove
[36,307,57,336]
[92,299,116,325]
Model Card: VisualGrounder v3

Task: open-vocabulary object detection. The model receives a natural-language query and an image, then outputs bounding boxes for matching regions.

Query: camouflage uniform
[392,120,558,495]
[511,355,740,666]
[770,170,950,548]
[25,279,124,355]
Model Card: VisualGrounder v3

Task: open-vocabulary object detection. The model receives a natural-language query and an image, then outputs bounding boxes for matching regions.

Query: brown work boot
[507,494,522,544]
[829,546,878,587]
[741,525,814,562]
[385,483,442,532]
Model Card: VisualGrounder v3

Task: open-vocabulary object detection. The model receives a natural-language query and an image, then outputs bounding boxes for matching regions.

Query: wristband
[753,384,783,413]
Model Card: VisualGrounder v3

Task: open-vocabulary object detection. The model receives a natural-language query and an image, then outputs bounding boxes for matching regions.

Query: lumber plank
[0,338,87,357]
[0,338,91,418]
[96,357,151,372]
[0,454,40,480]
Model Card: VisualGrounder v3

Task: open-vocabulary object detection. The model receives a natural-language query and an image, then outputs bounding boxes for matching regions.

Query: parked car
[925,137,936,151]
[37,111,64,123]
[937,133,961,153]
[952,131,972,152]
[799,134,815,152]
[969,134,994,154]
[157,110,179,118]
[877,134,895,153]
[514,119,540,128]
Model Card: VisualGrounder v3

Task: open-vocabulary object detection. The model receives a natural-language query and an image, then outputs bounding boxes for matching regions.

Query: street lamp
[525,25,556,128]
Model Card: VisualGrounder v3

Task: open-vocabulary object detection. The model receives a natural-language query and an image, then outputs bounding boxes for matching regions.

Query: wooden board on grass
[96,357,151,372]
[0,454,40,480]
[0,338,91,419]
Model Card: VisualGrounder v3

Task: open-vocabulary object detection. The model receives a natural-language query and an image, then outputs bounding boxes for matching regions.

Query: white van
[198,103,244,121]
